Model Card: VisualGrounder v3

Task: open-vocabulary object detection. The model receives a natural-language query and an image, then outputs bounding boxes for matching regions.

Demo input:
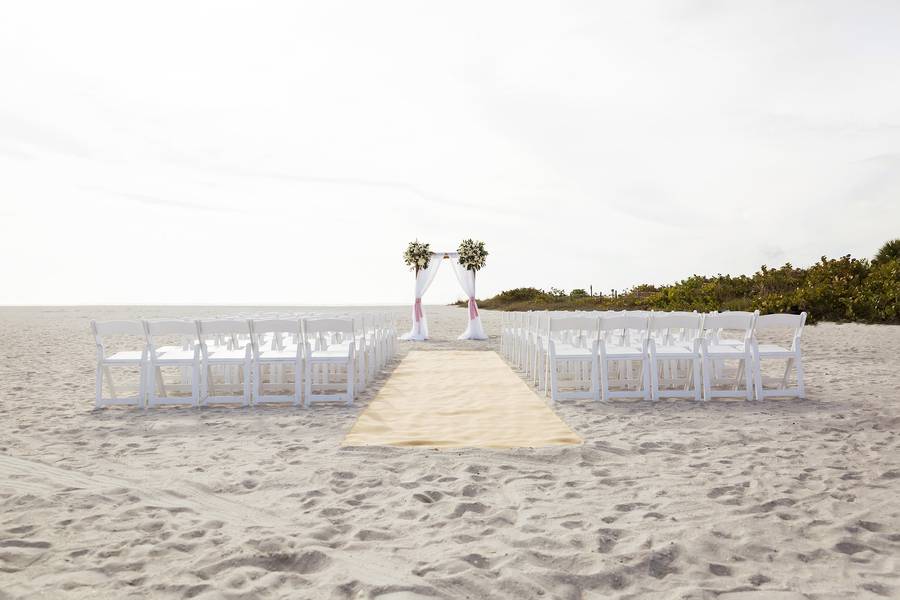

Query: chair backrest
[248,319,301,356]
[91,320,146,357]
[548,316,598,333]
[197,319,251,353]
[648,313,702,333]
[145,319,199,337]
[702,311,756,342]
[304,318,355,335]
[547,316,598,348]
[143,319,199,354]
[303,318,355,351]
[92,320,145,339]
[754,312,806,347]
[250,319,301,335]
[648,313,702,346]
[754,312,806,331]
[197,319,251,336]
[599,313,648,332]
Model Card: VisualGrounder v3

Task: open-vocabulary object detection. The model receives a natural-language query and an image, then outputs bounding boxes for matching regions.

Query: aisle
[342,351,581,448]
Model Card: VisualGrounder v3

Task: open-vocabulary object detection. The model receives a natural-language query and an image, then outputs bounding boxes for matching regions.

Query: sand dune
[1,306,898,599]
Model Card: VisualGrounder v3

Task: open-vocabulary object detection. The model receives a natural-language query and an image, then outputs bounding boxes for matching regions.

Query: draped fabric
[401,251,488,341]
[451,259,488,340]
[400,254,442,341]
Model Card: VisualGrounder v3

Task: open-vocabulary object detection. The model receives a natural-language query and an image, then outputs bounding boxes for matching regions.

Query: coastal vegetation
[463,239,900,323]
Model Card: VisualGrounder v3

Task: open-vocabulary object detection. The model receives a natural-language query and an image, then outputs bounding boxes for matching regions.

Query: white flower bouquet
[403,240,432,272]
[457,239,488,272]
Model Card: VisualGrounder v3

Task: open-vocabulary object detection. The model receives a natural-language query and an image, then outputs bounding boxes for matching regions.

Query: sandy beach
[1,305,898,599]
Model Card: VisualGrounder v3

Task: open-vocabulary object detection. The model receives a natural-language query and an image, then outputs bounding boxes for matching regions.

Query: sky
[1,0,899,305]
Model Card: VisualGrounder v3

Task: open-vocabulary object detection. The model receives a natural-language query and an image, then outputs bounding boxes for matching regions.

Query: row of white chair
[91,313,398,409]
[500,310,806,402]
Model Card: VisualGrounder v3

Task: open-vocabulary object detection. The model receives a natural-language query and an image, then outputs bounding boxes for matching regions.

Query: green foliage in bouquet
[457,239,488,272]
[403,240,431,272]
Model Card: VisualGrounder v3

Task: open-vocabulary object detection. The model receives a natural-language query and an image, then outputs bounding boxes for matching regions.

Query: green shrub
[851,259,900,322]
[465,239,898,323]
[793,255,869,322]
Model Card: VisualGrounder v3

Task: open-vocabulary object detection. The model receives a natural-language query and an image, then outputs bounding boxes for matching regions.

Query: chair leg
[549,358,558,403]
[642,358,651,401]
[139,361,148,409]
[103,366,117,399]
[95,363,104,408]
[743,353,753,401]
[701,356,712,401]
[192,363,200,407]
[691,358,702,402]
[781,357,794,390]
[155,367,167,399]
[649,351,659,402]
[752,349,762,401]
[253,364,261,405]
[346,357,355,405]
[243,361,252,406]
[795,354,805,399]
[294,360,302,407]
[599,355,610,403]
[200,365,209,405]
[304,361,313,408]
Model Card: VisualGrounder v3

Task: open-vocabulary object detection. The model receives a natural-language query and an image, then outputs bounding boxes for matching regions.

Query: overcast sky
[1,1,898,305]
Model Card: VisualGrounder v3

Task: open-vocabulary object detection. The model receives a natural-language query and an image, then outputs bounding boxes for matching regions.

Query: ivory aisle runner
[343,351,582,448]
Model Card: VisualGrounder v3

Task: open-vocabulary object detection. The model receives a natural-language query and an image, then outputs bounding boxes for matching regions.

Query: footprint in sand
[412,491,443,504]
[596,528,624,553]
[461,553,490,569]
[450,502,487,518]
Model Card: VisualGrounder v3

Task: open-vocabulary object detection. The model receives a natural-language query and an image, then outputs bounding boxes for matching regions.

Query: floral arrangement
[457,239,488,272]
[403,240,432,272]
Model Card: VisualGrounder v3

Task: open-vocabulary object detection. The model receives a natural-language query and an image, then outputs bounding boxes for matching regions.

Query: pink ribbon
[414,298,424,322]
[468,296,479,320]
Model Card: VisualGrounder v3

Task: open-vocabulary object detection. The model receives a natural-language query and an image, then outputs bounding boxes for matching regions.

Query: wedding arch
[400,240,488,341]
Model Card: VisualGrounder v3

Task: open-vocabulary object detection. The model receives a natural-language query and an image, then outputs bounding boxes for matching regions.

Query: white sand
[1,306,899,599]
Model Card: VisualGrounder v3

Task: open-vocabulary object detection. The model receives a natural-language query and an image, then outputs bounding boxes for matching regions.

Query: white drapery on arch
[400,252,488,341]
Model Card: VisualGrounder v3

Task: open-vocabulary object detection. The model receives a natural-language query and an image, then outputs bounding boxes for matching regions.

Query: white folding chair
[647,313,703,402]
[531,311,551,390]
[598,314,651,402]
[751,312,807,400]
[90,320,148,408]
[249,319,303,406]
[197,319,252,406]
[352,313,372,391]
[144,320,201,407]
[700,312,755,401]
[303,318,356,406]
[546,316,600,403]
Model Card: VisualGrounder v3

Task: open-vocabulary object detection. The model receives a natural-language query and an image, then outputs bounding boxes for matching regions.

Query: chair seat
[716,339,746,348]
[206,348,250,362]
[553,344,592,358]
[258,349,300,361]
[310,348,352,361]
[157,345,188,354]
[653,345,699,358]
[604,345,645,359]
[756,344,794,358]
[104,350,145,363]
[155,349,198,363]
[705,344,749,356]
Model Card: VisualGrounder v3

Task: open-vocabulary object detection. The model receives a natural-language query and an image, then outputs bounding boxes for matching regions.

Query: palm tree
[873,239,900,265]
